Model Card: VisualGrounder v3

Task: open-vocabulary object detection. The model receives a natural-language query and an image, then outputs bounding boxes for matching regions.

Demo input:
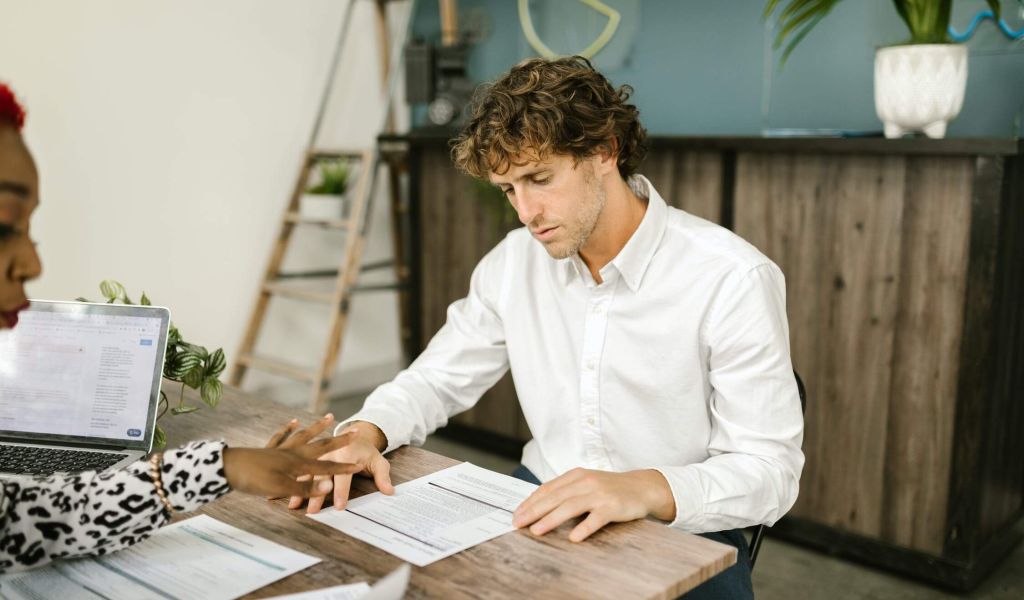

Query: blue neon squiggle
[948,9,1024,41]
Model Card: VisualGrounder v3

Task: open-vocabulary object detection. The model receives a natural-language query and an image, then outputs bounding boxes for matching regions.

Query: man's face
[489,153,606,260]
[0,125,42,329]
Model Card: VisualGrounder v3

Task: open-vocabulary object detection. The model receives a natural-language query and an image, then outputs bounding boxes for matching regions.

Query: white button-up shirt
[343,176,804,533]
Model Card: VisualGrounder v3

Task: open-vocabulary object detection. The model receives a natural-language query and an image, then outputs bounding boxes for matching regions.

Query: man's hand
[287,420,395,514]
[512,468,676,542]
[223,415,361,498]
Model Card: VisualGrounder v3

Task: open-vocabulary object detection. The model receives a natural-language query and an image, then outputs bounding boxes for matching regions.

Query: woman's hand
[222,414,361,498]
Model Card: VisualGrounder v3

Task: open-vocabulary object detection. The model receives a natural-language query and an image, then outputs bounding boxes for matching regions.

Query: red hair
[0,83,26,130]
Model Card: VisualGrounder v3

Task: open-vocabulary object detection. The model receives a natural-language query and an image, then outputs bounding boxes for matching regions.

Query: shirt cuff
[161,440,231,512]
[650,465,706,532]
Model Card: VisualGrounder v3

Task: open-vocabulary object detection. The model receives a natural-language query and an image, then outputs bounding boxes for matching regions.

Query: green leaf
[170,405,201,415]
[984,0,1000,20]
[99,280,124,302]
[781,11,829,66]
[764,0,843,67]
[140,292,152,306]
[167,326,182,347]
[163,350,182,379]
[200,377,223,408]
[170,352,202,380]
[179,342,208,360]
[153,424,167,449]
[205,348,227,378]
[182,364,204,389]
[936,0,952,35]
[75,296,91,303]
[892,0,911,32]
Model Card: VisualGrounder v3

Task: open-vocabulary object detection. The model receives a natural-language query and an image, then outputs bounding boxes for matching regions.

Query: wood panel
[882,157,972,554]
[942,154,1024,564]
[417,149,527,442]
[642,150,723,223]
[734,152,907,540]
[943,155,1006,562]
[978,154,1024,541]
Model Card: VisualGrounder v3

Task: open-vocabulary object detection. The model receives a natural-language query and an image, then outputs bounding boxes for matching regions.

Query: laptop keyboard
[0,444,127,476]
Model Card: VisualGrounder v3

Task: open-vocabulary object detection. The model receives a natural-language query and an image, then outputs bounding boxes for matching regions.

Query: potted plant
[78,280,226,448]
[764,0,1002,138]
[300,158,350,220]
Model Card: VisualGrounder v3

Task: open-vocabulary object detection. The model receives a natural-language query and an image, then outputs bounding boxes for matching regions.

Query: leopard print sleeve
[0,440,231,573]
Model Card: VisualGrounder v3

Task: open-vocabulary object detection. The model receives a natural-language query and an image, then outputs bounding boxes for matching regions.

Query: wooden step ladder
[229,0,414,412]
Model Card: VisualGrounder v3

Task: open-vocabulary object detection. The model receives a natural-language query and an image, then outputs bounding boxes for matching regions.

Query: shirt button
[592,304,604,314]
[585,360,596,370]
[587,417,596,426]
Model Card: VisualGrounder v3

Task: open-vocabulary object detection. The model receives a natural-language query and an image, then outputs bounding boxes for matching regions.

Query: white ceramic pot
[874,44,968,139]
[299,193,345,220]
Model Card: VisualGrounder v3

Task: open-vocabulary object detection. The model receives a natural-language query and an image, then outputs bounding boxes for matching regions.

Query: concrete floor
[751,536,1023,600]
[327,393,1023,599]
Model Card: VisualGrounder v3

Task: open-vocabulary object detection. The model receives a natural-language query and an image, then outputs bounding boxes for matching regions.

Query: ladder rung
[263,282,335,303]
[360,259,394,272]
[351,283,405,293]
[236,354,317,382]
[284,212,350,229]
[276,269,338,280]
[275,260,392,281]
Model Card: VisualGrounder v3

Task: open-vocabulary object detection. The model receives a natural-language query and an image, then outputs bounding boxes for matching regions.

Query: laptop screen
[0,301,170,450]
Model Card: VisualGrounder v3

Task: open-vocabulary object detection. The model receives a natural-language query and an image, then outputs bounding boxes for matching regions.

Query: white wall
[0,0,410,406]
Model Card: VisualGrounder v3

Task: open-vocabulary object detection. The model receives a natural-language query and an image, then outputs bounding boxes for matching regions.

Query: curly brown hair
[451,56,647,180]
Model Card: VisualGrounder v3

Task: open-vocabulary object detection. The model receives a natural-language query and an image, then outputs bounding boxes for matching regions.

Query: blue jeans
[511,465,753,600]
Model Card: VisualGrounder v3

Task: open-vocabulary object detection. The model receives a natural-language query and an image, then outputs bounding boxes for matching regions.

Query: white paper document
[267,582,370,600]
[0,515,320,600]
[309,462,538,567]
[268,563,411,600]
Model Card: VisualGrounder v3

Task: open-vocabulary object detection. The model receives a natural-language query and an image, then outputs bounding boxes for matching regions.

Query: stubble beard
[543,166,606,260]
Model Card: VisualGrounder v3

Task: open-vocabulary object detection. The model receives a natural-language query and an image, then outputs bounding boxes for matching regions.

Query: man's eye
[533,177,550,185]
[503,188,515,196]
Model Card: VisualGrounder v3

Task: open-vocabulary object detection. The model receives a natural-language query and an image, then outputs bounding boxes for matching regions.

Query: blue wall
[411,0,1024,137]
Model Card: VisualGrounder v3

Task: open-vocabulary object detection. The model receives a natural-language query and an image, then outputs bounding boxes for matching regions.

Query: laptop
[0,300,170,478]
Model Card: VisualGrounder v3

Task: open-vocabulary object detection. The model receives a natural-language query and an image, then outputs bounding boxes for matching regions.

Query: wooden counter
[379,132,1024,590]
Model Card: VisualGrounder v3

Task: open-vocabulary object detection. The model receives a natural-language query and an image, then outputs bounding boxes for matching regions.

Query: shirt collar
[561,174,667,292]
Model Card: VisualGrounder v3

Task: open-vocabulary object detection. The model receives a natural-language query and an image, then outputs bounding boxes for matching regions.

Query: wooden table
[160,383,736,599]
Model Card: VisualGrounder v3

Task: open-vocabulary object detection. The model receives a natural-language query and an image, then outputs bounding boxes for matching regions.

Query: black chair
[748,370,807,569]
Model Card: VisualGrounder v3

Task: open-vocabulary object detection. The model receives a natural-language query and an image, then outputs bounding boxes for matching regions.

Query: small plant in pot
[765,0,1003,138]
[301,158,350,220]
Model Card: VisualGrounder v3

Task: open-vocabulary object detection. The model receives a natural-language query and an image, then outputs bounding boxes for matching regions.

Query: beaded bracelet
[148,453,176,516]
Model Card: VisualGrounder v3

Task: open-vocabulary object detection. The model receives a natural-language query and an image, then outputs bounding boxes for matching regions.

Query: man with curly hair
[310,57,804,598]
